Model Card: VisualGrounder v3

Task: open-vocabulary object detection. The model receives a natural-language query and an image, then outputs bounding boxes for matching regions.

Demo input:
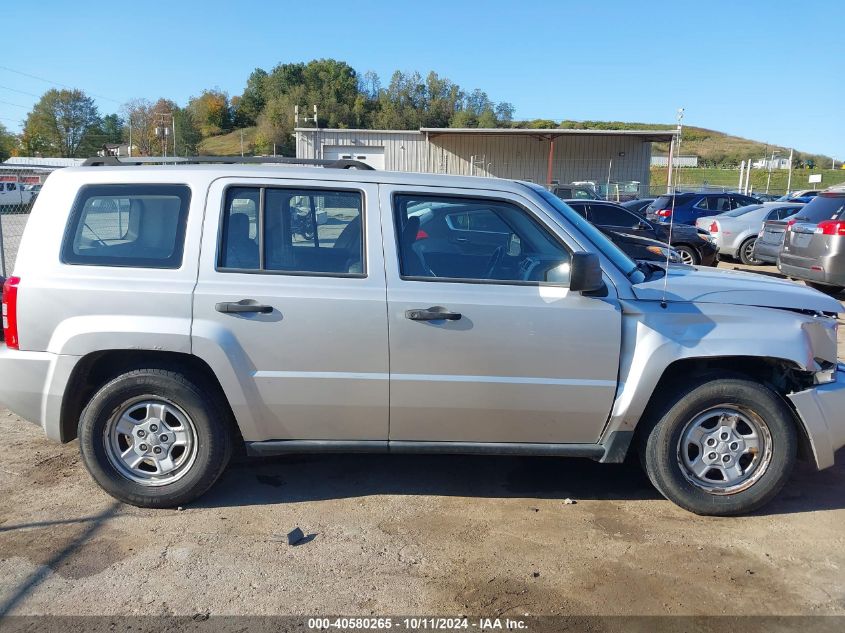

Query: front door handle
[215,300,273,314]
[405,306,462,321]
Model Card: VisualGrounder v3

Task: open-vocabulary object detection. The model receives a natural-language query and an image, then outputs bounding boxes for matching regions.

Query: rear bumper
[753,240,780,263]
[788,366,845,469]
[778,258,845,286]
[0,346,79,442]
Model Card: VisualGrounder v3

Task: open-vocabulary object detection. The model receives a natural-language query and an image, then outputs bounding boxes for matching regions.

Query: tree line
[2,58,516,159]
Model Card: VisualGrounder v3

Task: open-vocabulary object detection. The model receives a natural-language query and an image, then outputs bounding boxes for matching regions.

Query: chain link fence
[0,167,57,278]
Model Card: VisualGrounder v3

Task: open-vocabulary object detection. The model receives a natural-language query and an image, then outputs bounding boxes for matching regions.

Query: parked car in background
[0,181,34,208]
[621,198,655,216]
[753,193,782,202]
[777,190,821,204]
[22,184,42,204]
[599,228,682,264]
[596,181,641,202]
[755,216,796,264]
[646,192,760,226]
[551,182,599,200]
[695,202,804,265]
[778,188,845,293]
[566,200,718,265]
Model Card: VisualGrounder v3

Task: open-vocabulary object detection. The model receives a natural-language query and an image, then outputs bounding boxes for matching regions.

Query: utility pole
[154,110,173,159]
[666,108,684,194]
[240,130,244,157]
[766,150,778,194]
[128,117,132,157]
[786,148,794,194]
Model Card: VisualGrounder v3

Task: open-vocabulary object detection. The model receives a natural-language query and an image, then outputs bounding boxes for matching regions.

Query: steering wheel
[484,246,505,279]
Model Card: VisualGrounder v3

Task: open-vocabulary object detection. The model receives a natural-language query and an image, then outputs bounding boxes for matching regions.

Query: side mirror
[569,252,604,293]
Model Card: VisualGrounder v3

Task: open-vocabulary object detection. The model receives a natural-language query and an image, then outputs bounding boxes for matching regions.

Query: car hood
[633,265,843,312]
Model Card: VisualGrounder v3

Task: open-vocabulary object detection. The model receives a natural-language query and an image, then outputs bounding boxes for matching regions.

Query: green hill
[198,127,258,155]
[552,120,833,168]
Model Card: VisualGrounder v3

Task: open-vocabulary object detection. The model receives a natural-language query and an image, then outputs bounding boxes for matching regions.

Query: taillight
[785,219,797,231]
[709,222,718,233]
[415,229,429,240]
[816,220,845,236]
[2,276,20,349]
[656,209,672,217]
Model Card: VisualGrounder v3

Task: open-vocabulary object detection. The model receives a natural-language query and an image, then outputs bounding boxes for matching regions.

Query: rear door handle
[215,300,273,314]
[405,306,462,321]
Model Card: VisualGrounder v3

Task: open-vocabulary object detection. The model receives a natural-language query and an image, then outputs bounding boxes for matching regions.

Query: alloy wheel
[104,398,198,486]
[676,405,773,495]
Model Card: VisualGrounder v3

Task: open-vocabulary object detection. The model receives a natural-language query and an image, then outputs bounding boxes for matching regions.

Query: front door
[192,178,389,443]
[380,185,622,445]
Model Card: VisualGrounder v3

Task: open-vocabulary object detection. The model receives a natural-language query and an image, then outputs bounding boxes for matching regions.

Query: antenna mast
[660,107,684,308]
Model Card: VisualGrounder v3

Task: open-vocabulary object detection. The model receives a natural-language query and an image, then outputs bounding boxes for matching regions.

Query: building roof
[295,127,678,142]
[420,127,678,142]
[3,157,86,168]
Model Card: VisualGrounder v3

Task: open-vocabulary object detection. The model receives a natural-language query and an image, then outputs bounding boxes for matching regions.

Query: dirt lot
[0,260,844,620]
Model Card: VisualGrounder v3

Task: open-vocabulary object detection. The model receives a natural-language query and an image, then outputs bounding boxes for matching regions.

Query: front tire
[79,368,232,508]
[643,378,797,516]
[675,245,699,266]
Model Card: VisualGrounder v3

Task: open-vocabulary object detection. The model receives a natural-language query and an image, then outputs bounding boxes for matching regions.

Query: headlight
[646,245,682,263]
[697,232,715,243]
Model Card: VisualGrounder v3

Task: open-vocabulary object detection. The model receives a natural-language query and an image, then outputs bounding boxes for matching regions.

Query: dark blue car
[645,192,760,226]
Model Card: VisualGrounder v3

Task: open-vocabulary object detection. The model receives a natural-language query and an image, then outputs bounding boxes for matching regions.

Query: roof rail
[81,155,375,170]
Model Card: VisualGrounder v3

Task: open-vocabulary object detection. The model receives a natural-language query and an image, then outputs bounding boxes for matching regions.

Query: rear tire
[78,368,232,508]
[643,377,797,516]
[739,237,760,265]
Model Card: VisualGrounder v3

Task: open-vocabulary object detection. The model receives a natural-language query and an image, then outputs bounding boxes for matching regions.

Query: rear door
[380,184,622,445]
[192,177,389,443]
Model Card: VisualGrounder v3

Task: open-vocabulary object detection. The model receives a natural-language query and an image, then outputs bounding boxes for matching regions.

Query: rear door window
[219,186,364,276]
[62,184,191,268]
[695,196,730,212]
[588,204,640,228]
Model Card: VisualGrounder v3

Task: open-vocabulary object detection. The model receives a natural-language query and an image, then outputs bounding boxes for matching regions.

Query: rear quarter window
[794,195,845,223]
[61,184,191,268]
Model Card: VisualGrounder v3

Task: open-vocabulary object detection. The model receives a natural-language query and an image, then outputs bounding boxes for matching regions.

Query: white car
[695,202,805,264]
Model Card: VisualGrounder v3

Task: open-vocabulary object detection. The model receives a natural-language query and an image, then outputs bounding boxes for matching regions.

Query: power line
[0,64,121,104]
[0,84,41,99]
[0,99,27,109]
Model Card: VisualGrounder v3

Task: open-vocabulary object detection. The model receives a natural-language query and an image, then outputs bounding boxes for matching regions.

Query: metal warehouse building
[295,127,677,190]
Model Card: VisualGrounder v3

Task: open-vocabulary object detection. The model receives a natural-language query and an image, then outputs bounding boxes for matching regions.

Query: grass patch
[650,167,845,195]
[198,127,258,156]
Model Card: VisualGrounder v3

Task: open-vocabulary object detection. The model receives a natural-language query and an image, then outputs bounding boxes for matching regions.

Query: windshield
[527,184,643,281]
[722,204,762,217]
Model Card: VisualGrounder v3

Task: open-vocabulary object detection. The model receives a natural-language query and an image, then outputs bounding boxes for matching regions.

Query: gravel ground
[0,259,843,620]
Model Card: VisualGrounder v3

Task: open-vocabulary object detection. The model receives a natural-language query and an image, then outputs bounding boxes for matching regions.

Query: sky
[2,0,841,157]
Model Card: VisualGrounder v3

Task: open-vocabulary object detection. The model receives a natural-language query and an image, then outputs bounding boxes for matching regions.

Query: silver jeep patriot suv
[1,157,843,515]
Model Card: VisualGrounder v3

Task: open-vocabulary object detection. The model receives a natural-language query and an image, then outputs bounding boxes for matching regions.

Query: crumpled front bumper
[788,365,845,469]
